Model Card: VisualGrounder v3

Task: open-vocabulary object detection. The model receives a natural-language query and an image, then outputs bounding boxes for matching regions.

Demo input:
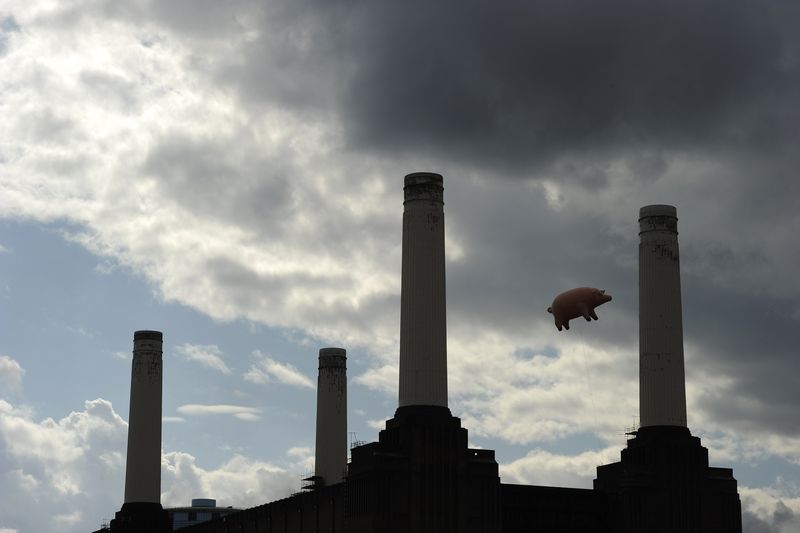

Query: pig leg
[555,317,563,331]
[577,302,592,321]
[589,308,599,320]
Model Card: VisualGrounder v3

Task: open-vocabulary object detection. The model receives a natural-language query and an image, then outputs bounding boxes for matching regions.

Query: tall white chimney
[398,172,448,408]
[639,205,688,428]
[124,330,164,504]
[315,347,347,485]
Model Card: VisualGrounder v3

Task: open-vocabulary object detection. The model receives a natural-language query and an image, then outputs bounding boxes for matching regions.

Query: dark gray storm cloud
[211,0,800,181]
[339,1,797,171]
[683,275,800,437]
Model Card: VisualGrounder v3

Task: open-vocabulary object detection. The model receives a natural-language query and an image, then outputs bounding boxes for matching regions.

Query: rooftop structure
[168,499,238,530]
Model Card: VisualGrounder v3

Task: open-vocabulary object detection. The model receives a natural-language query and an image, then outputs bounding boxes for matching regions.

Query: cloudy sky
[1,1,799,531]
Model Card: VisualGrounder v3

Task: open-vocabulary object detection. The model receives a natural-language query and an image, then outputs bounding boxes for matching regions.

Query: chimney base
[347,405,501,532]
[595,426,741,532]
[110,502,171,533]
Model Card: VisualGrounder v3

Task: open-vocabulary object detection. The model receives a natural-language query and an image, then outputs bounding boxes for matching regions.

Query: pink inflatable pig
[547,287,612,331]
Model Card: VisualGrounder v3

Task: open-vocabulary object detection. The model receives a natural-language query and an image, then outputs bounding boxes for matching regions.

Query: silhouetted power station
[94,173,742,532]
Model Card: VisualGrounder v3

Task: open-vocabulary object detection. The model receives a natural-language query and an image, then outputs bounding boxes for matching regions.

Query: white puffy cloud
[0,398,126,532]
[161,451,296,509]
[0,356,24,394]
[0,396,309,532]
[354,363,398,396]
[244,351,314,389]
[741,484,800,533]
[175,343,232,374]
[176,404,261,421]
[447,331,638,446]
[286,446,311,459]
[500,446,622,489]
[53,511,83,528]
[285,446,314,473]
[366,419,386,431]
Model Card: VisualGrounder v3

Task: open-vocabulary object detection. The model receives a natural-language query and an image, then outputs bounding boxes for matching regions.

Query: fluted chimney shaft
[314,347,347,485]
[398,172,448,408]
[124,330,163,503]
[639,205,688,427]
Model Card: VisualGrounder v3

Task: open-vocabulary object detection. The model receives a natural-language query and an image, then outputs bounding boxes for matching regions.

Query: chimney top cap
[404,172,443,188]
[639,204,677,219]
[134,330,163,341]
[319,347,346,358]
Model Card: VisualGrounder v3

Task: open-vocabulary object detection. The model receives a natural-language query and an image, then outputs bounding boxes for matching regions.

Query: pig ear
[600,289,605,294]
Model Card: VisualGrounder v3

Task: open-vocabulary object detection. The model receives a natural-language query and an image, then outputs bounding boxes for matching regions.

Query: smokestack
[639,205,688,428]
[398,172,448,408]
[112,330,169,532]
[315,347,347,485]
[124,330,164,503]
